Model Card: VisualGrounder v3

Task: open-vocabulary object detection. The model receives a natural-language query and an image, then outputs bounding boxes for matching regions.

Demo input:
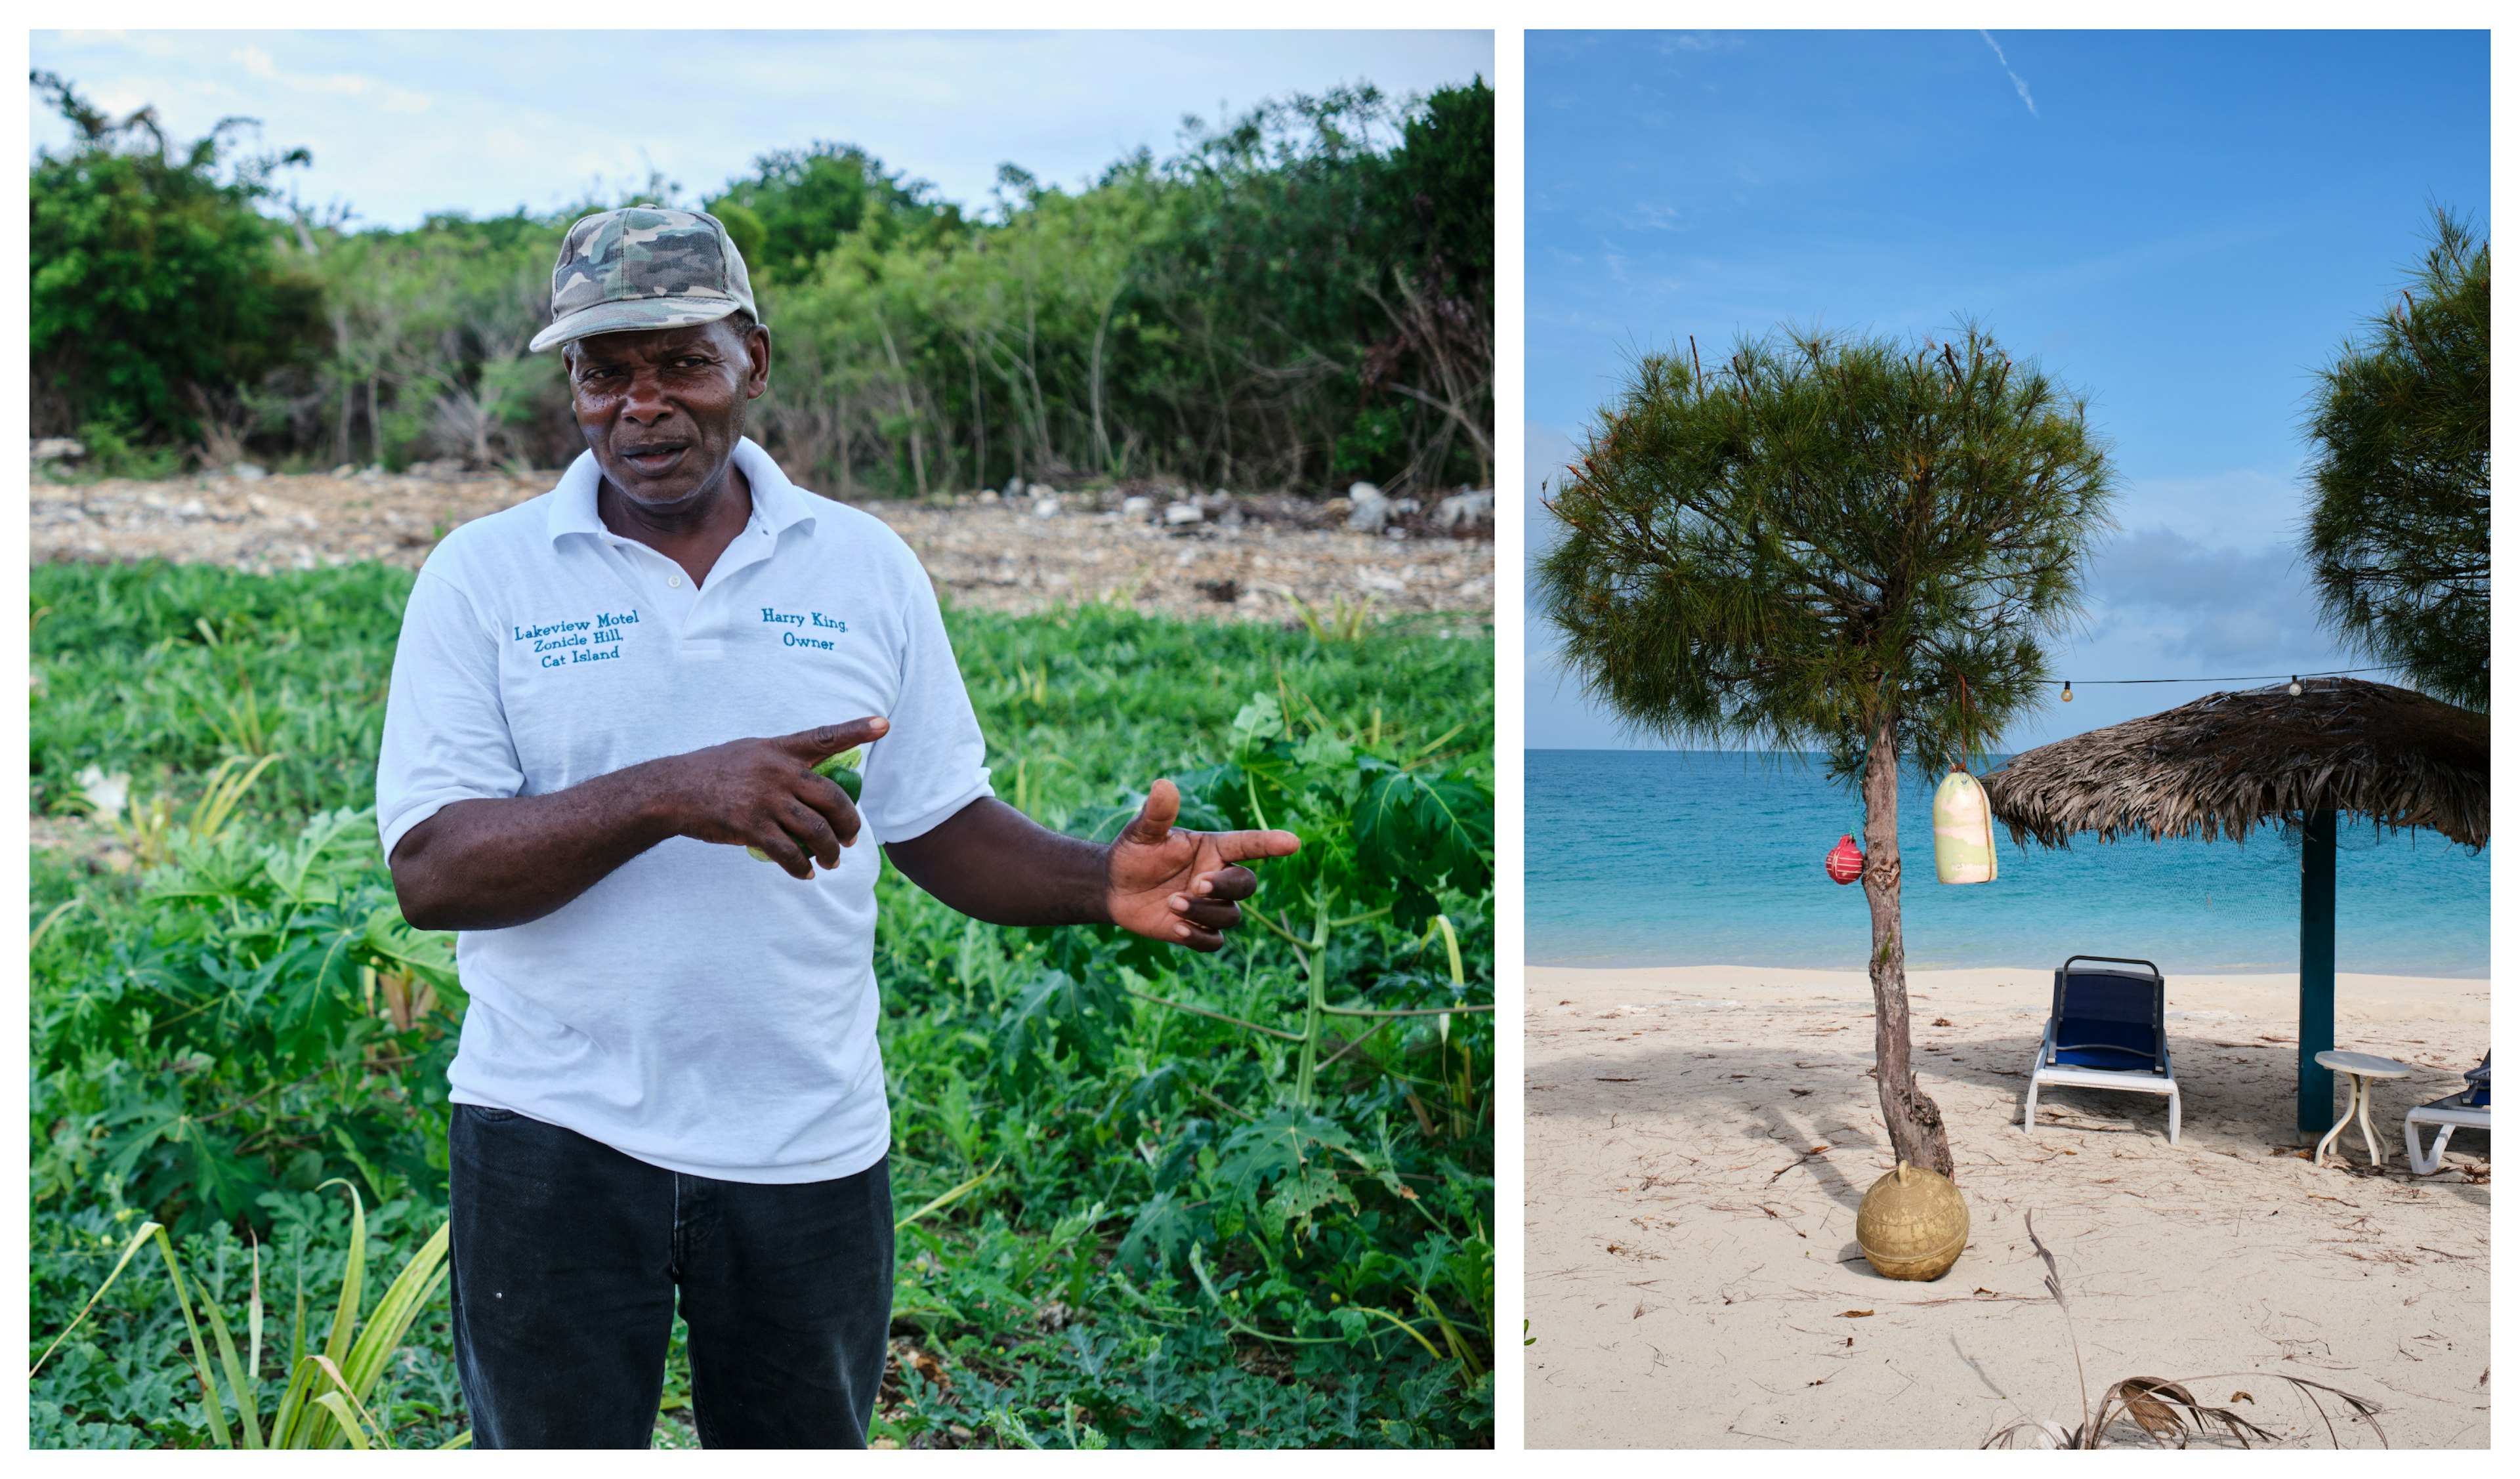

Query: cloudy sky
[29,30,1493,227]
[1526,30,2487,750]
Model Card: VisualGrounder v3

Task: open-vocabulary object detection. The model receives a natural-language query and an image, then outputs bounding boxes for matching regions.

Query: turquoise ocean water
[1527,749,2489,978]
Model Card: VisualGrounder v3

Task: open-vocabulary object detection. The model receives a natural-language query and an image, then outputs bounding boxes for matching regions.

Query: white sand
[1524,965,2490,1449]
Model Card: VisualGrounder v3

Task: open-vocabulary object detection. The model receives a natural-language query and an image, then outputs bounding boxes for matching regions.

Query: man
[376,207,1298,1449]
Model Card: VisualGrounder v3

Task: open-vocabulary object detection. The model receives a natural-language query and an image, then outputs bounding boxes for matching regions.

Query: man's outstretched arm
[883,779,1299,952]
[391,718,887,931]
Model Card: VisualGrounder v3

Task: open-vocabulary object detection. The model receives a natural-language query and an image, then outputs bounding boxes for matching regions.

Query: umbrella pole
[2298,808,2337,1136]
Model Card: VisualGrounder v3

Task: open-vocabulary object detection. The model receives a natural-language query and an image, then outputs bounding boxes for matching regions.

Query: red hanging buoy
[1826,834,1865,885]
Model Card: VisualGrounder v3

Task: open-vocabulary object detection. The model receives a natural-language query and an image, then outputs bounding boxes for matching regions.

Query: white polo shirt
[375,437,992,1184]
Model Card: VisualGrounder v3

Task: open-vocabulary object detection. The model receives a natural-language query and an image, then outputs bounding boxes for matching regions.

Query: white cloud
[228,44,432,114]
[2079,526,2336,671]
[1977,30,2038,118]
[30,29,1489,228]
[2111,466,2304,546]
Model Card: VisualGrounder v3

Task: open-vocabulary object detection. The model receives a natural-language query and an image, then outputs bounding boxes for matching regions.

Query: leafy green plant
[1081,692,1492,1109]
[32,802,461,1232]
[1286,593,1378,643]
[35,1182,463,1449]
[33,563,1493,1447]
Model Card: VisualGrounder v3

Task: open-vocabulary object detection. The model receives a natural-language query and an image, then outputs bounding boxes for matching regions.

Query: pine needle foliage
[2300,207,2489,713]
[1536,325,2113,780]
[1536,325,2114,1173]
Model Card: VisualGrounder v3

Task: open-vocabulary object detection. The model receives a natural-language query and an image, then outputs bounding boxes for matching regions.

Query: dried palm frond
[2095,1377,2278,1448]
[1984,1212,2390,1449]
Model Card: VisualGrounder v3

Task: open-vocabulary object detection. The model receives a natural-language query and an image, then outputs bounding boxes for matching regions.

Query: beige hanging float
[1931,765,1998,884]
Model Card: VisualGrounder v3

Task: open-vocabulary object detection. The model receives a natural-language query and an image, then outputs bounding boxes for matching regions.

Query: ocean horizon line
[1527,959,2490,982]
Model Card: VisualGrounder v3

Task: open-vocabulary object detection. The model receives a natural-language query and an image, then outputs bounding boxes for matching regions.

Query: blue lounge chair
[2404,1053,2489,1176]
[2021,955,2181,1145]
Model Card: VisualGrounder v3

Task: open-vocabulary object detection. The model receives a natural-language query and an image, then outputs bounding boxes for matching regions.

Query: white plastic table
[2313,1050,2414,1169]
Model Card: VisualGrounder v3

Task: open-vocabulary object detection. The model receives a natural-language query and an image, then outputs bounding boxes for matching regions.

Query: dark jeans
[448,1104,894,1449]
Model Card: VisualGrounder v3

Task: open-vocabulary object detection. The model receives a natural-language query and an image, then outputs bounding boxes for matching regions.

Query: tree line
[30,70,1493,499]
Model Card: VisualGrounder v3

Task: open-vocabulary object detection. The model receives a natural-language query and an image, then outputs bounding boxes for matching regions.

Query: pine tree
[2301,208,2489,712]
[1536,327,2116,1175]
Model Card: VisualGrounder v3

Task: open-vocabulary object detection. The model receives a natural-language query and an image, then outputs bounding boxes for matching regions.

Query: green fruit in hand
[814,748,865,801]
[747,748,866,862]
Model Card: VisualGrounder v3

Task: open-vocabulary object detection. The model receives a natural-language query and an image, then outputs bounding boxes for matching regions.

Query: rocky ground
[30,467,1495,630]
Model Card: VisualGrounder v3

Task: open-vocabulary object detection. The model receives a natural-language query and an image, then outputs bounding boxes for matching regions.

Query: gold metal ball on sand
[1857,1161,1968,1281]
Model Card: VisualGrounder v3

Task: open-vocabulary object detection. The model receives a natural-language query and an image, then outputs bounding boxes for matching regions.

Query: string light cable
[2056,665,2399,703]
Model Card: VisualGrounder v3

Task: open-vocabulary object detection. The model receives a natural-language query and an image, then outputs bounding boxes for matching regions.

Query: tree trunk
[967,336,986,491]
[1089,274,1125,474]
[872,312,927,498]
[1860,715,1954,1178]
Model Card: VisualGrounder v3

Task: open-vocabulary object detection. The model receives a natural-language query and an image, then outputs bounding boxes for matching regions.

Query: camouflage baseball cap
[529,207,761,353]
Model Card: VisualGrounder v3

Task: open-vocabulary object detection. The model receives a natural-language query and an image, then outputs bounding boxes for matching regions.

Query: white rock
[1344,484,1391,533]
[1164,501,1204,526]
[75,764,129,821]
[32,438,86,462]
[977,487,999,502]
[1433,488,1495,529]
[1385,525,1409,540]
[1121,495,1154,517]
[1393,497,1421,515]
[177,499,206,518]
[1026,483,1058,502]
[1032,496,1062,518]
[331,463,358,478]
[233,463,268,482]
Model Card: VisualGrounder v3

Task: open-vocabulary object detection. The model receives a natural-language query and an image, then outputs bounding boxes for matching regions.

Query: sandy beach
[1524,964,2490,1449]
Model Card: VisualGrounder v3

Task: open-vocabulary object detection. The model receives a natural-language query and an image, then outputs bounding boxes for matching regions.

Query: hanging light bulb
[2060,679,2074,703]
[2288,675,2303,696]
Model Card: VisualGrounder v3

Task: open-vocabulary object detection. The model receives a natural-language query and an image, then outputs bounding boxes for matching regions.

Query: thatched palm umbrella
[1983,678,2487,1135]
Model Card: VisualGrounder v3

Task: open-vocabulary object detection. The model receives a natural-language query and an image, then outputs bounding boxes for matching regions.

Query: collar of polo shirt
[544,436,814,549]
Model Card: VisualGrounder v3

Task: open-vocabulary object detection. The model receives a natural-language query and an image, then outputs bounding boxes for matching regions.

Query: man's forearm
[881,798,1112,928]
[390,763,682,931]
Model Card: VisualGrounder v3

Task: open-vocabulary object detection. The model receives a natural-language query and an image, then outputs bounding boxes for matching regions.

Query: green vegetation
[29,73,1492,497]
[2301,207,2489,713]
[28,73,323,467]
[1534,325,2116,1177]
[30,560,1494,1448]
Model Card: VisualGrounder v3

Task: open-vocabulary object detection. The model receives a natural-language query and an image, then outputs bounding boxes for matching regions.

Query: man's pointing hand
[665,716,889,879]
[1105,778,1301,952]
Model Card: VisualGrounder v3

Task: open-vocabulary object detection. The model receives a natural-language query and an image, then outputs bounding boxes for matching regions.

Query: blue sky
[29,30,1492,228]
[1526,29,2488,750]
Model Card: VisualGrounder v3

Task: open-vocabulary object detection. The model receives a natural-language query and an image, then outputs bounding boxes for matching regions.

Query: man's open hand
[663,717,889,879]
[1105,778,1301,952]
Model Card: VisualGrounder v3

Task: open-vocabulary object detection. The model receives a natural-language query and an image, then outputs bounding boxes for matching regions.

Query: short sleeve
[376,566,526,863]
[854,554,993,844]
